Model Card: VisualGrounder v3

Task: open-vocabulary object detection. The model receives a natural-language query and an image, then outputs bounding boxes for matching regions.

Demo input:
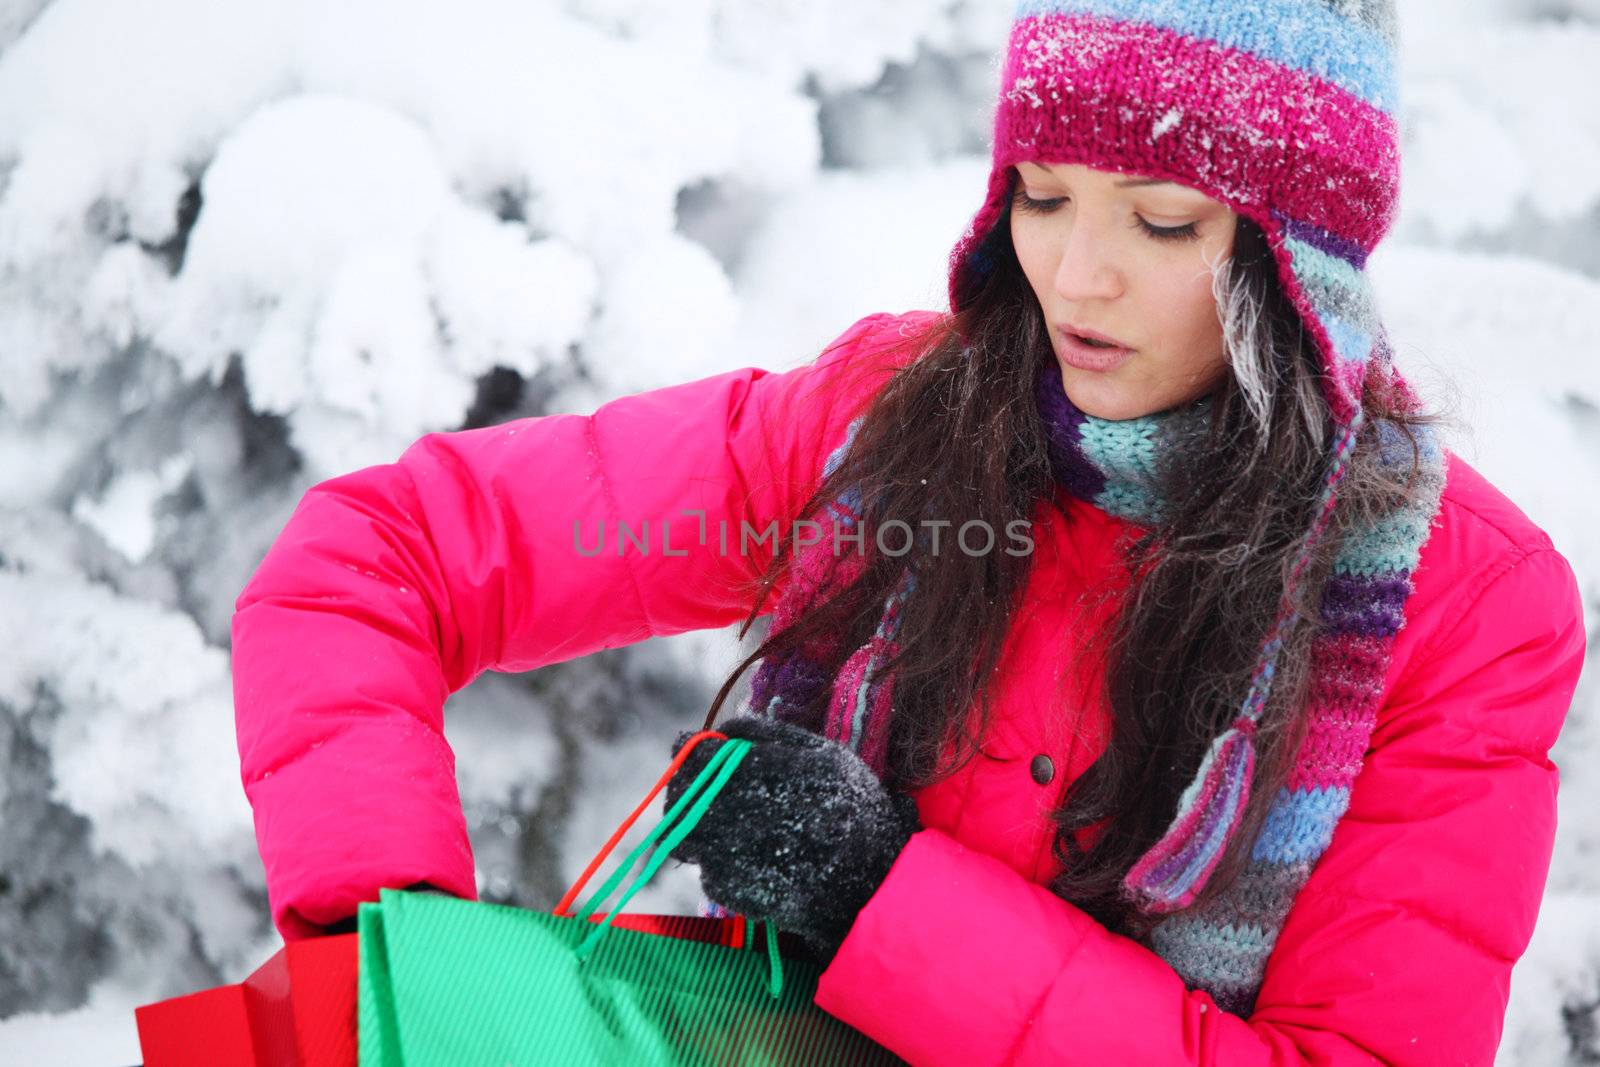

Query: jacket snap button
[1030,754,1055,786]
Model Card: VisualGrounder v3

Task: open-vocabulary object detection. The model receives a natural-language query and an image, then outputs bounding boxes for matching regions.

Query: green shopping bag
[357,732,907,1066]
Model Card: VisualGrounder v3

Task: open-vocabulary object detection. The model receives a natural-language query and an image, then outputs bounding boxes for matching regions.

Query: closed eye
[1011,189,1065,215]
[1132,217,1199,242]
[1011,187,1200,243]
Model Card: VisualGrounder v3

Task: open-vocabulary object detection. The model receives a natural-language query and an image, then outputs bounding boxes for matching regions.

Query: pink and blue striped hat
[949,0,1416,428]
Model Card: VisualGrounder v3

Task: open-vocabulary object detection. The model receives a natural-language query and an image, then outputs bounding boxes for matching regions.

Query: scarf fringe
[824,570,914,776]
[1122,715,1258,913]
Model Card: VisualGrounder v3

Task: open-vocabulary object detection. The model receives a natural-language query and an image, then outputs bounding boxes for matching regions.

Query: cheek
[1140,254,1226,361]
[1009,216,1052,294]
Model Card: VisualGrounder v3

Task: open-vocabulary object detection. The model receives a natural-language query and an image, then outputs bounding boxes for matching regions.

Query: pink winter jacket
[232,309,1587,1065]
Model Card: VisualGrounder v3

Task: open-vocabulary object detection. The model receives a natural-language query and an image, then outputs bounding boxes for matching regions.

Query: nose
[1051,212,1124,302]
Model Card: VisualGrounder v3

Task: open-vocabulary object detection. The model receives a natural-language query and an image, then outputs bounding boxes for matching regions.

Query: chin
[1059,366,1155,421]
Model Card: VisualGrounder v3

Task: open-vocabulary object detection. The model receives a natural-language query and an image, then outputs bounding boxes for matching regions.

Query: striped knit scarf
[705,357,1445,1016]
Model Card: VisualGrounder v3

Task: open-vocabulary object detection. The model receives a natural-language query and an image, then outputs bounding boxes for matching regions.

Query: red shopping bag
[136,729,768,1065]
[133,933,360,1067]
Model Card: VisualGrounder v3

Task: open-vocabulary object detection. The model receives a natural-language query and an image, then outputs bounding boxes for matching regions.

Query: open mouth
[1074,334,1121,349]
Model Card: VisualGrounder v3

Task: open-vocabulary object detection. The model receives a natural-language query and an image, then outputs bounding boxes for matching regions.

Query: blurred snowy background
[0,0,1595,1062]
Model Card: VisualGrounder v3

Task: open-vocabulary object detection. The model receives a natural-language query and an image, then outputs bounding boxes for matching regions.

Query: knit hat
[951,0,1407,421]
[945,0,1419,914]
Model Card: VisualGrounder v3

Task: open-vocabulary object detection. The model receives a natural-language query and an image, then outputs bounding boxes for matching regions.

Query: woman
[231,2,1586,1063]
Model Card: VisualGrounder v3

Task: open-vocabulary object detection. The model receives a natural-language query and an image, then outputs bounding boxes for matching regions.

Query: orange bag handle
[551,729,746,945]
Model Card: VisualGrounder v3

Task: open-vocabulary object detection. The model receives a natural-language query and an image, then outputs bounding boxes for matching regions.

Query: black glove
[663,713,923,965]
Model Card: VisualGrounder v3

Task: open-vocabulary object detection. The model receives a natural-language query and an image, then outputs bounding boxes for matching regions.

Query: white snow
[70,453,193,563]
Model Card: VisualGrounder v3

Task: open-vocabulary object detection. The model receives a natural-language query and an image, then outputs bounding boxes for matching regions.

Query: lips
[1059,323,1131,349]
[1056,325,1135,371]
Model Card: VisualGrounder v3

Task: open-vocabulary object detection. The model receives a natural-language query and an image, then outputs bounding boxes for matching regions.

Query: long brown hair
[698,176,1455,939]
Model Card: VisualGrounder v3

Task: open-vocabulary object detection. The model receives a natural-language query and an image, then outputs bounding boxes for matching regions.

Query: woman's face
[1008,161,1238,420]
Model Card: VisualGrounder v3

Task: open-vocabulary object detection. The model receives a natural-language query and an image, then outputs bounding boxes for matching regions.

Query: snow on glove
[663,713,923,965]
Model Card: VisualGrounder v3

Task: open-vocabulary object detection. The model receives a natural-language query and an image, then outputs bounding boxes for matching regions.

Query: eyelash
[1010,189,1200,243]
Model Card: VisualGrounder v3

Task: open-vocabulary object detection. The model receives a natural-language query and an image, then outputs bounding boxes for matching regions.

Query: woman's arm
[813,545,1587,1065]
[231,310,926,940]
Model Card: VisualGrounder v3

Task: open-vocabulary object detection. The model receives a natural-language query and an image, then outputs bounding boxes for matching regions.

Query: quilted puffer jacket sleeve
[232,310,926,941]
[813,543,1587,1064]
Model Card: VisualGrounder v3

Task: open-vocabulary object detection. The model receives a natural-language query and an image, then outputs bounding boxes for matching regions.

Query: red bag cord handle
[552,729,740,941]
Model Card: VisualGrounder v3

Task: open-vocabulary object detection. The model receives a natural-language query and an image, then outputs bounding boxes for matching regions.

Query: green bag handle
[567,736,785,999]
